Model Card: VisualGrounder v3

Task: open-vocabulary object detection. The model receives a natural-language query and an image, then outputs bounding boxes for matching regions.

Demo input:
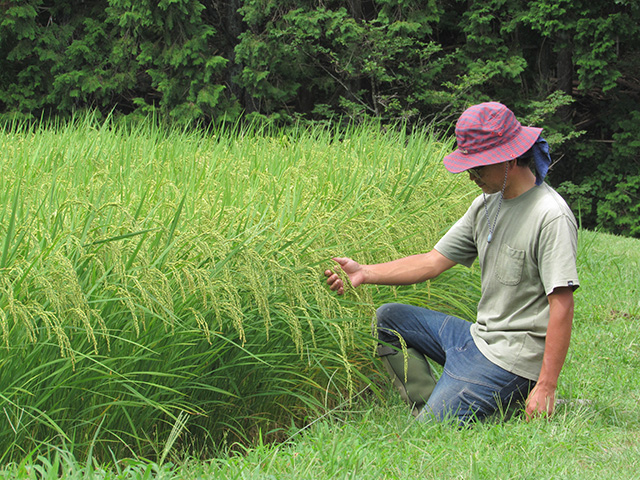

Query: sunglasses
[467,165,488,179]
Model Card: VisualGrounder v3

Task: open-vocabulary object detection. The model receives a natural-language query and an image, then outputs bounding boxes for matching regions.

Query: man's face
[467,162,509,195]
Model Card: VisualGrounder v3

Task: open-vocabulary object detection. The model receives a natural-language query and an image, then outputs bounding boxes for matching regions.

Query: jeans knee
[376,303,406,342]
[375,303,399,328]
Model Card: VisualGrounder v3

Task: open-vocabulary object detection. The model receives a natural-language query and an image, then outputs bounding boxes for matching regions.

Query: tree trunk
[556,30,574,121]
[218,0,256,112]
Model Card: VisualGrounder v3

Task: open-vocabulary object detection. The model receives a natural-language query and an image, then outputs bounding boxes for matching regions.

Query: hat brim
[443,126,543,174]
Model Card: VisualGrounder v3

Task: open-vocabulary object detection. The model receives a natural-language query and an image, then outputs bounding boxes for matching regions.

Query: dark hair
[516,148,534,168]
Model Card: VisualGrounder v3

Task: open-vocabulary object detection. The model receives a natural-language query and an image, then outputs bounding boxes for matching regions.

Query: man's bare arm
[525,286,574,420]
[325,249,457,295]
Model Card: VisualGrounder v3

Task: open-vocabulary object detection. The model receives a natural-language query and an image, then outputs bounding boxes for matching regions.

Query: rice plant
[0,114,475,461]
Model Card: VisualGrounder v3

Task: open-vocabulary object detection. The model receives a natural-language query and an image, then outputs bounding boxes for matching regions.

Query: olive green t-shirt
[434,183,579,380]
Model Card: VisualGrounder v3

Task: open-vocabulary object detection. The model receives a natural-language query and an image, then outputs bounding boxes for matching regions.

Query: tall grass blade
[87,228,156,247]
[1,183,20,269]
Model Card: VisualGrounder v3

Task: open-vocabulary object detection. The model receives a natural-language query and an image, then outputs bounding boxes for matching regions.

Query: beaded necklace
[482,164,509,243]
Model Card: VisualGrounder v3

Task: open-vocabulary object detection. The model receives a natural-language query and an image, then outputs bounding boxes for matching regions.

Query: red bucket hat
[443,102,543,173]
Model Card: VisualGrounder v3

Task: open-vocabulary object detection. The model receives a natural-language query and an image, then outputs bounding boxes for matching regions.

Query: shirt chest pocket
[495,244,525,286]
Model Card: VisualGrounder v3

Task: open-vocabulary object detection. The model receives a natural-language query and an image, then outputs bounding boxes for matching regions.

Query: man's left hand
[525,383,556,420]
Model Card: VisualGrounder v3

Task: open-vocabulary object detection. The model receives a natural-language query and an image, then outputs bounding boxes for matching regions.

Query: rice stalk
[238,249,272,340]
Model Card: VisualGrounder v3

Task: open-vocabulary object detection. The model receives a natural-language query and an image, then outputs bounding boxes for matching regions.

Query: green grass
[2,117,639,478]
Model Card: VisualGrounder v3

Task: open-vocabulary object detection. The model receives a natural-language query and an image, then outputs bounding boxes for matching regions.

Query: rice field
[0,115,476,461]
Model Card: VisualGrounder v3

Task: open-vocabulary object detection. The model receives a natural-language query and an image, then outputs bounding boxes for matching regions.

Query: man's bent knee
[375,303,407,341]
[375,303,402,325]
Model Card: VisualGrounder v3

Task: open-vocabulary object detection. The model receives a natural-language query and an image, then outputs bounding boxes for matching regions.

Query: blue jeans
[376,303,534,423]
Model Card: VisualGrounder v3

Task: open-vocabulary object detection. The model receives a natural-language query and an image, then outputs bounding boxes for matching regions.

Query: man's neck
[503,167,537,199]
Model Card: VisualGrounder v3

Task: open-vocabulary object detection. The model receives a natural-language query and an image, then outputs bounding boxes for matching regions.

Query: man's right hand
[324,257,366,295]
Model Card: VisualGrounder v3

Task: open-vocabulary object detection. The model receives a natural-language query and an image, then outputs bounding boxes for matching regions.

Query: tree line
[1,0,639,236]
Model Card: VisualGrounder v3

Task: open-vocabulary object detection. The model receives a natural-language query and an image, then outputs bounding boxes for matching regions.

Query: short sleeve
[434,205,479,268]
[537,214,580,295]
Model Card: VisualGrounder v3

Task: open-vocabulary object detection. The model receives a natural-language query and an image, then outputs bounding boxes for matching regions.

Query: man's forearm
[525,287,574,419]
[362,250,456,286]
[537,287,575,388]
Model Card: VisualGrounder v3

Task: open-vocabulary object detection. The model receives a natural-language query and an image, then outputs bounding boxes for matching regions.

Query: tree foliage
[1,0,639,235]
